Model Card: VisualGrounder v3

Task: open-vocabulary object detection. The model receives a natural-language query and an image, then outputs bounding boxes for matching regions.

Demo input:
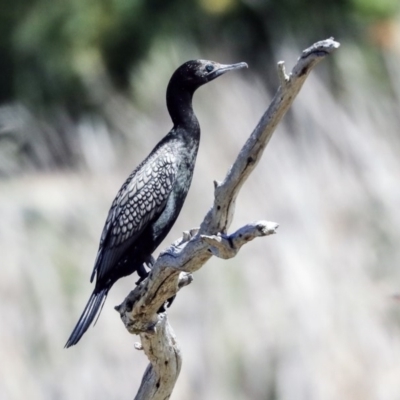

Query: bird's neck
[166,86,199,131]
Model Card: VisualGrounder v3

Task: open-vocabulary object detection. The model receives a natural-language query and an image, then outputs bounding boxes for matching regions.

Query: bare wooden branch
[133,314,181,400]
[199,37,340,235]
[200,220,279,259]
[116,38,340,400]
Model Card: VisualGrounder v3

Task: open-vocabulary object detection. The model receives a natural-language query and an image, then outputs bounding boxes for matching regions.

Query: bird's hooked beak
[208,62,248,80]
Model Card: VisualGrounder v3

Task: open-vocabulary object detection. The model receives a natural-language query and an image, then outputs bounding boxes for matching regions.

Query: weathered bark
[115,38,340,400]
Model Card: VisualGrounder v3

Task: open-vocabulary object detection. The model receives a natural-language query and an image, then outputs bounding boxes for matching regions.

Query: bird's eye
[205,64,214,73]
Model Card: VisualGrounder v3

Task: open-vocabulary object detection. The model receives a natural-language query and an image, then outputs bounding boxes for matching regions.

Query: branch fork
[201,220,279,259]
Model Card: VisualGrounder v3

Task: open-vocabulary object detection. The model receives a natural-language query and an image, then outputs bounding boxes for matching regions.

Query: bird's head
[169,59,248,92]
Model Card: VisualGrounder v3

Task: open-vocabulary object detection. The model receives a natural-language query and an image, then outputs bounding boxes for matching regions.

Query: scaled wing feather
[90,142,180,283]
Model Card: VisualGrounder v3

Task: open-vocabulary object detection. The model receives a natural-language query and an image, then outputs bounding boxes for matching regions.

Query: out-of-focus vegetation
[2,0,400,175]
[2,1,400,400]
[6,0,399,108]
[2,0,361,108]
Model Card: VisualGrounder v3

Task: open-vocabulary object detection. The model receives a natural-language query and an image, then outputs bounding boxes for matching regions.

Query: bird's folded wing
[90,141,181,283]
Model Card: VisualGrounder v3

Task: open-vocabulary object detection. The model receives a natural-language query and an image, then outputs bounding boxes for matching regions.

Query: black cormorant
[65,59,247,347]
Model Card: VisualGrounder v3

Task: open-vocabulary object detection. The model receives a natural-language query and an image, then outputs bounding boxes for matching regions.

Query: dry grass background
[1,43,400,399]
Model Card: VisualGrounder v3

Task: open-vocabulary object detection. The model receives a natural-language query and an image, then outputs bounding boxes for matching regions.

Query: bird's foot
[135,263,150,284]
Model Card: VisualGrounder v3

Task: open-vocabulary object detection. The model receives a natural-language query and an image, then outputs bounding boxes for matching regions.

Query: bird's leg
[144,255,156,269]
[135,255,156,284]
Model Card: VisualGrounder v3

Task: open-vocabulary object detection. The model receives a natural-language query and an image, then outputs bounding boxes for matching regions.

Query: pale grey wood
[199,38,340,235]
[133,314,181,400]
[115,38,340,400]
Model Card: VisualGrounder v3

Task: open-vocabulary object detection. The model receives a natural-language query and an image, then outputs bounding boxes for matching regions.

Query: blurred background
[2,0,400,399]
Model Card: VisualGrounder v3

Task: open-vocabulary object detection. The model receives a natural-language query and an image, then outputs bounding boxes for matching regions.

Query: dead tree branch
[115,38,340,400]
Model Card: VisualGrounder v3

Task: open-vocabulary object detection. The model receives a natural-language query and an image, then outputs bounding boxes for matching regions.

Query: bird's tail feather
[65,288,108,348]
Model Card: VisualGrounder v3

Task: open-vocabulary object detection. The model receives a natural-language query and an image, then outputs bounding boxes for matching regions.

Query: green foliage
[350,0,400,18]
[0,0,397,109]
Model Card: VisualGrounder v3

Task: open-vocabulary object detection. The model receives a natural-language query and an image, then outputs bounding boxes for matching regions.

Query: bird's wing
[91,141,181,283]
